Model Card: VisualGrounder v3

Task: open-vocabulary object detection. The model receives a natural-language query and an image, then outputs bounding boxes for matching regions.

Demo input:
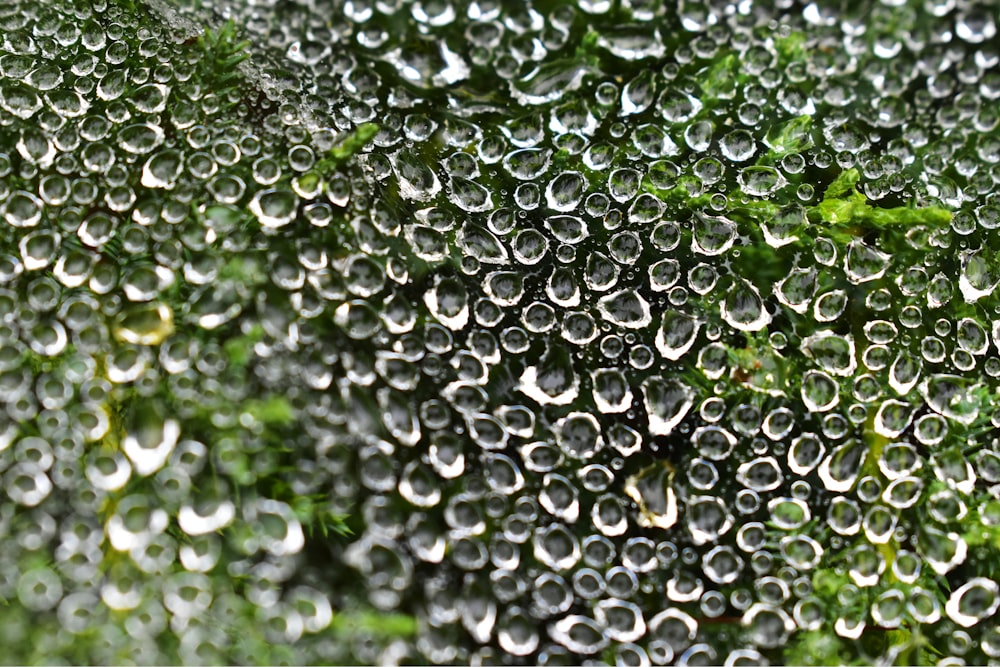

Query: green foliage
[223,324,265,368]
[782,630,853,666]
[242,395,295,427]
[764,114,814,158]
[314,122,381,177]
[293,494,353,538]
[774,31,807,63]
[196,19,251,95]
[699,53,739,100]
[5,0,999,664]
[812,168,952,233]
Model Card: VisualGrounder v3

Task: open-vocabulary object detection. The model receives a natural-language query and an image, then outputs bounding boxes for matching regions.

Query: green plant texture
[2,0,1000,665]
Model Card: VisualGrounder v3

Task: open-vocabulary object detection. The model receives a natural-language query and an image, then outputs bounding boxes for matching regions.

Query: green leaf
[321,511,354,537]
[764,114,814,157]
[314,122,381,176]
[329,122,380,160]
[812,568,849,598]
[823,168,861,201]
[574,30,601,62]
[812,168,952,230]
[774,31,807,64]
[700,53,739,100]
[868,204,952,227]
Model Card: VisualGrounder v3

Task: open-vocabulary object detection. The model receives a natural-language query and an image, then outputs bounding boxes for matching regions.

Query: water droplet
[625,462,678,530]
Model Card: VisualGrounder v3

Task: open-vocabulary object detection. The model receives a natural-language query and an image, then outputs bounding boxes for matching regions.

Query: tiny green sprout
[292,495,354,538]
[198,20,251,67]
[191,20,252,108]
[573,30,603,67]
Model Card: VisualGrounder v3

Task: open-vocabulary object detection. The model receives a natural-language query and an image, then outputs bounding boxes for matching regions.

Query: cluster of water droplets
[4,0,1000,663]
[0,1,357,662]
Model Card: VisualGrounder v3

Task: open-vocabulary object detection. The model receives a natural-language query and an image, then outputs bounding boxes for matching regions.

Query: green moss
[812,168,952,231]
[223,324,265,368]
[242,396,295,427]
[763,114,814,158]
